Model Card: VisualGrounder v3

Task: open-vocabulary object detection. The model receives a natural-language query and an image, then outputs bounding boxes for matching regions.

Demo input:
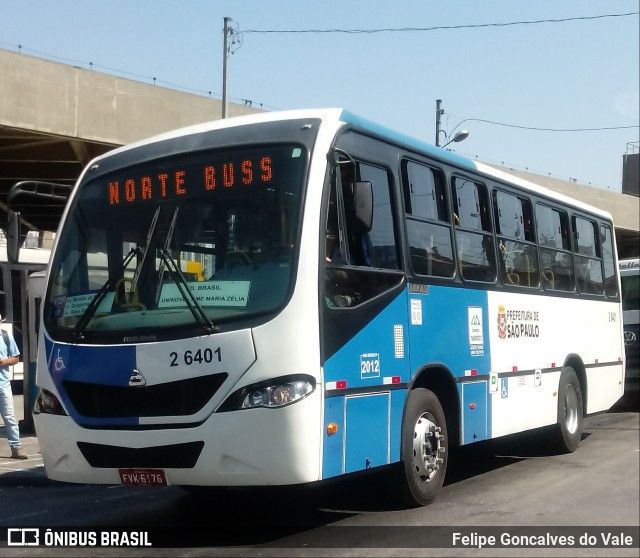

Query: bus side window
[324,174,357,307]
[323,159,401,308]
[572,216,604,295]
[600,223,618,298]
[402,160,454,278]
[326,163,376,269]
[536,204,574,292]
[357,163,399,271]
[494,190,540,288]
[452,177,496,282]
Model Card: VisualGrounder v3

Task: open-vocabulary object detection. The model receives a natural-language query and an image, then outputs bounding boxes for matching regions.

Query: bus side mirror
[6,210,22,264]
[353,181,373,233]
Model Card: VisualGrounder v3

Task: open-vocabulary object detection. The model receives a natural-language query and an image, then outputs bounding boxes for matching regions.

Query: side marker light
[327,423,339,436]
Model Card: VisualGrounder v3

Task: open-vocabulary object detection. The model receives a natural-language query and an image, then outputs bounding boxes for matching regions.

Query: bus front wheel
[553,366,584,453]
[395,388,448,507]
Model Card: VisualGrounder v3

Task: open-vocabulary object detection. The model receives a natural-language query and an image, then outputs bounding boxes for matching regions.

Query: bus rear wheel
[394,388,448,507]
[553,366,584,453]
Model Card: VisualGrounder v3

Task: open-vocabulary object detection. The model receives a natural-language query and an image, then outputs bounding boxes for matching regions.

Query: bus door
[321,151,409,477]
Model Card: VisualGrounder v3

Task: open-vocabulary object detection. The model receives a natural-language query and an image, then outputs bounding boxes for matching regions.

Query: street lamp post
[435,99,469,148]
[222,17,232,119]
[435,99,444,146]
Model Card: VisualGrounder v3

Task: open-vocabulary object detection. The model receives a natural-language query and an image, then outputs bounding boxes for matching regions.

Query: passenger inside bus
[323,166,365,308]
[325,207,360,308]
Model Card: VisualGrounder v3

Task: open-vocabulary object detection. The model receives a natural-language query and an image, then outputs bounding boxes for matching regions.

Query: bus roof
[81,108,614,223]
[338,110,613,222]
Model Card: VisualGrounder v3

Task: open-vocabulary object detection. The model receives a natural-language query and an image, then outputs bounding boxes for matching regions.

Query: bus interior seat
[506,271,520,286]
[542,269,555,289]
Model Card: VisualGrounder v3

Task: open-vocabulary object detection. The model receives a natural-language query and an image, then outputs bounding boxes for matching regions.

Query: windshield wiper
[159,247,219,334]
[154,206,177,305]
[153,207,218,334]
[72,246,139,341]
[128,206,160,304]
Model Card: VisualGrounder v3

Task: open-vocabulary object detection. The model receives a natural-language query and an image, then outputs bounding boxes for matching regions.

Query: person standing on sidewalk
[0,315,27,459]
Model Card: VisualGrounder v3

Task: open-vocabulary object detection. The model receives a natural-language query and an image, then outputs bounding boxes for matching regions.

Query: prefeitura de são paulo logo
[496,305,540,339]
[497,305,507,339]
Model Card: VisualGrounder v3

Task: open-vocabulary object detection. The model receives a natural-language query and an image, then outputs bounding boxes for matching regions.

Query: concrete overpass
[1,48,638,256]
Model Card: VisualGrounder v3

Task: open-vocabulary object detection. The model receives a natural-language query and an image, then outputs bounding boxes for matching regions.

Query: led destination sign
[107,156,273,205]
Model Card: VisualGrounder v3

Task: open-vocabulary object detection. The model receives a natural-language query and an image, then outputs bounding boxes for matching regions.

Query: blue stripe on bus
[322,291,408,479]
[323,291,410,387]
[407,286,493,443]
[406,285,492,379]
[321,284,495,478]
[44,336,139,426]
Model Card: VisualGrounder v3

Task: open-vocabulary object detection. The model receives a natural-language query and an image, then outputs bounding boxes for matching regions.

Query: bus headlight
[218,375,316,412]
[242,381,314,409]
[33,389,67,416]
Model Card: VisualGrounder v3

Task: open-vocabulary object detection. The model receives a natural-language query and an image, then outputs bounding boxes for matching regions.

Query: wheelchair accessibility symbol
[501,378,509,399]
[54,349,65,372]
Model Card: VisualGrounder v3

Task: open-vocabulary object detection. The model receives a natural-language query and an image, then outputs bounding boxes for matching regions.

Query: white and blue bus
[33,109,624,506]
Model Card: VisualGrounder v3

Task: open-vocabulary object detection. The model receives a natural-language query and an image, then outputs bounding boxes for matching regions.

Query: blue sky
[2,0,638,191]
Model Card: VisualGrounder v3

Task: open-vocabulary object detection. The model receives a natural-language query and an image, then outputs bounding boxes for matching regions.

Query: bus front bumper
[33,392,322,487]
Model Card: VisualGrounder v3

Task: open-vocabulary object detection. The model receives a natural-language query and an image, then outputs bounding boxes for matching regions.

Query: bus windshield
[44,143,307,340]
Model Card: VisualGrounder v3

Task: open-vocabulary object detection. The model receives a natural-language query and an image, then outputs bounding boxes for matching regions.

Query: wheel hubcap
[412,413,445,482]
[564,383,579,434]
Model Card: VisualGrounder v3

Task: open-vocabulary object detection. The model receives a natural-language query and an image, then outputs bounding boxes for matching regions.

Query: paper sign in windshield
[60,292,115,318]
[158,281,251,307]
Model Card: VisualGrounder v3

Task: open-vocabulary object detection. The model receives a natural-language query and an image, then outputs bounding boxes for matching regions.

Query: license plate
[119,468,167,486]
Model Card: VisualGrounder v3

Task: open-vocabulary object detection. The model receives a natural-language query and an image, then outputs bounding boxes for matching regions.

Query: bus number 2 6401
[170,347,222,367]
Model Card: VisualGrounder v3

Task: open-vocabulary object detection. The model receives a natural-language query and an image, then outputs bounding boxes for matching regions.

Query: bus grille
[77,441,204,468]
[63,373,228,418]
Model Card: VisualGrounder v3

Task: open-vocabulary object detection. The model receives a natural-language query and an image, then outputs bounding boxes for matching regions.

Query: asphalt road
[0,385,638,558]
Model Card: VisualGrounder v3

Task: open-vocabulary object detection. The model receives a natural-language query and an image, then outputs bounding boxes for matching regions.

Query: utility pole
[222,17,232,119]
[435,99,443,146]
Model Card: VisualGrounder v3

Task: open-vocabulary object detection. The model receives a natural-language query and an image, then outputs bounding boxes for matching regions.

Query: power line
[242,12,638,35]
[3,43,634,131]
[448,117,639,133]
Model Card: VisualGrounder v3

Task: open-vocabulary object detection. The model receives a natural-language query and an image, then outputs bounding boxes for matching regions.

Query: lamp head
[442,130,470,148]
[452,130,469,143]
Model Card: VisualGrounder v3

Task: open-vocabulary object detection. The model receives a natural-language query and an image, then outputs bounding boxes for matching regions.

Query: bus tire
[395,388,448,507]
[553,366,584,453]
